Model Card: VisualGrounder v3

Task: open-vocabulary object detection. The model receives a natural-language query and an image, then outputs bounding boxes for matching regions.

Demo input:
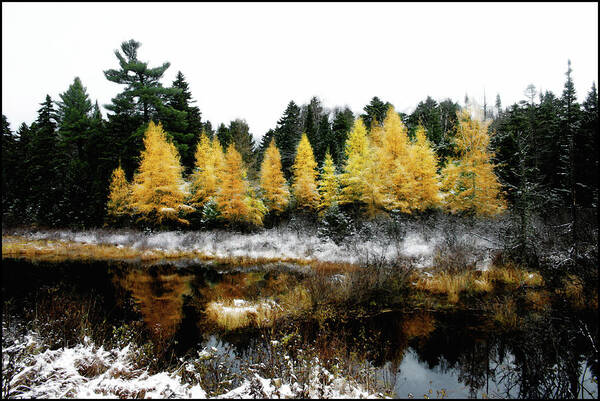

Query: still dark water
[2,258,598,399]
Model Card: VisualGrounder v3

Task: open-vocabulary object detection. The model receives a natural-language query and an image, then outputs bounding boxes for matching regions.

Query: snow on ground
[4,220,503,268]
[2,327,382,399]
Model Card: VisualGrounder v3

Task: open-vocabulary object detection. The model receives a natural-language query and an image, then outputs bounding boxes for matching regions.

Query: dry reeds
[486,263,544,287]
[204,299,281,330]
[562,275,585,309]
[491,297,520,329]
[414,272,470,303]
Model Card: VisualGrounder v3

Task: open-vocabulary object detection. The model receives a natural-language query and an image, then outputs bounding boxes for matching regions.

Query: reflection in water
[112,265,192,338]
[2,258,598,399]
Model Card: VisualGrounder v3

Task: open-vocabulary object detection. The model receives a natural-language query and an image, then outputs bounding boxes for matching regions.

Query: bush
[318,203,353,245]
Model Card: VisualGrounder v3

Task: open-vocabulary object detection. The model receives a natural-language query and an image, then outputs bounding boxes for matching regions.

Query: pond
[2,258,598,398]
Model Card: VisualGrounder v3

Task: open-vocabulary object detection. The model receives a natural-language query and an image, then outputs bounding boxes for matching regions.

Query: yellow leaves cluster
[107,164,130,218]
[259,139,290,213]
[107,108,506,228]
[317,151,340,211]
[440,110,506,216]
[216,143,266,226]
[128,121,192,225]
[291,133,319,210]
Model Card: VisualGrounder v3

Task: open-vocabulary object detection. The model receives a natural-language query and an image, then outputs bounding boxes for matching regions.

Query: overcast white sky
[2,2,598,142]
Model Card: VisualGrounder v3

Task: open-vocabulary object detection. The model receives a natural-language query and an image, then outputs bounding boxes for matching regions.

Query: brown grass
[277,285,313,316]
[1,235,360,273]
[204,299,281,330]
[491,297,520,329]
[486,263,544,287]
[525,290,552,311]
[415,272,471,303]
[562,274,585,309]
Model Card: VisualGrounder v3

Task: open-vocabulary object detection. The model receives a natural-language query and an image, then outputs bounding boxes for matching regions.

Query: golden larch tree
[376,108,413,213]
[217,143,266,226]
[259,138,290,213]
[106,163,131,218]
[291,133,319,210]
[340,118,384,216]
[317,150,340,211]
[441,110,506,215]
[407,125,441,211]
[190,130,221,207]
[129,121,193,225]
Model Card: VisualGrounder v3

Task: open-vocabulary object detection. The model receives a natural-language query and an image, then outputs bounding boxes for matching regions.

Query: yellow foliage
[106,164,131,217]
[129,121,192,225]
[317,150,340,211]
[441,110,506,216]
[217,143,265,226]
[190,130,221,207]
[339,118,385,216]
[407,126,441,211]
[259,138,290,213]
[377,107,413,212]
[292,133,319,210]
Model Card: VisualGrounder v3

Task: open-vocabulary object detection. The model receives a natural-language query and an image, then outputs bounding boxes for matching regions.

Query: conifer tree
[190,130,221,208]
[408,126,441,211]
[259,139,290,213]
[274,101,303,178]
[1,115,17,221]
[229,119,257,177]
[166,71,203,173]
[292,133,319,210]
[129,122,192,225]
[378,107,413,212]
[441,110,506,216]
[28,95,60,224]
[317,150,340,211]
[330,107,354,166]
[56,77,97,226]
[104,39,184,176]
[107,164,131,219]
[217,143,265,226]
[361,96,392,130]
[340,118,384,215]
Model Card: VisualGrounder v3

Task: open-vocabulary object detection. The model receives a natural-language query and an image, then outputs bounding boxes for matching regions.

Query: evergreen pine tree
[361,96,392,130]
[55,77,96,226]
[28,95,60,224]
[579,82,599,208]
[229,119,257,177]
[166,71,203,173]
[330,107,354,167]
[104,39,184,176]
[274,101,303,178]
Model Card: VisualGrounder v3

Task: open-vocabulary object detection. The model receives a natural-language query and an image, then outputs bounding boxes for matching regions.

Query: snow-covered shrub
[318,202,353,245]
